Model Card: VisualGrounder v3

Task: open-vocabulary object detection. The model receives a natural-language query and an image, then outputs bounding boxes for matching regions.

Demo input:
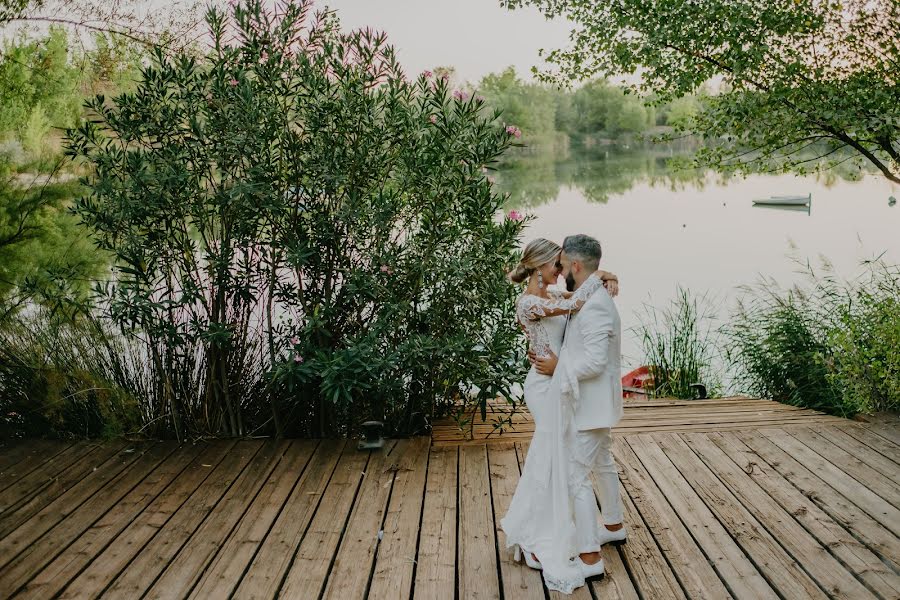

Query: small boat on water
[752,193,811,206]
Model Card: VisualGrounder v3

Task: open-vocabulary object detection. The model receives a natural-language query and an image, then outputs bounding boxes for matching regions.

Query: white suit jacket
[559,285,624,431]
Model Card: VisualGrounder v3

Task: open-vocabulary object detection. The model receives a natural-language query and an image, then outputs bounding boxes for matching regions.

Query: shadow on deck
[0,397,898,599]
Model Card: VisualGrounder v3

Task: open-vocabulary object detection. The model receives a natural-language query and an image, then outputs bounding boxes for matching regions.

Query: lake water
[498,148,900,373]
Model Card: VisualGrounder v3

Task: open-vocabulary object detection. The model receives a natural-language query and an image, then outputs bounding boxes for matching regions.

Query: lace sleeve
[568,272,604,303]
[516,274,604,322]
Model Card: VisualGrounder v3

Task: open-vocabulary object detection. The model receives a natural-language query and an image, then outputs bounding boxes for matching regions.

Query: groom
[533,234,627,573]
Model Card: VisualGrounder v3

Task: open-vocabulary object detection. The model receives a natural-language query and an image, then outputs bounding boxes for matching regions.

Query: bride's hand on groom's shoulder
[596,270,619,298]
[604,279,619,297]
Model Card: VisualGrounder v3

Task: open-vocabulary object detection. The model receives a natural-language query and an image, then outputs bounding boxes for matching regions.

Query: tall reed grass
[726,257,899,416]
[635,287,722,399]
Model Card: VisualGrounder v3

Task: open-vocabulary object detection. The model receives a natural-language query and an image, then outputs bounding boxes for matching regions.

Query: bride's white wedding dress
[501,274,605,594]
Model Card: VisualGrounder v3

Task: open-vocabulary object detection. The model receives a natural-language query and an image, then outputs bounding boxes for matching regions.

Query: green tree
[478,67,558,142]
[557,79,651,141]
[502,0,900,182]
[67,0,526,439]
[0,160,103,322]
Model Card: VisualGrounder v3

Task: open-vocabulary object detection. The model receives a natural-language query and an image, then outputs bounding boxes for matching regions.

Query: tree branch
[6,15,153,46]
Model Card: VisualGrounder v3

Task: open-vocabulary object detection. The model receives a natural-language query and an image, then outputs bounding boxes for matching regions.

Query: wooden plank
[432,419,847,447]
[679,432,877,600]
[439,403,813,431]
[614,438,732,599]
[652,432,831,599]
[485,443,545,600]
[322,440,406,600]
[56,441,236,599]
[861,423,900,446]
[457,444,500,600]
[0,440,51,473]
[277,444,372,599]
[837,424,900,465]
[626,434,778,600]
[188,439,318,599]
[411,445,457,600]
[143,440,290,599]
[231,439,346,600]
[16,442,206,600]
[99,440,262,598]
[0,440,71,493]
[0,442,177,597]
[367,437,431,600]
[434,415,844,437]
[736,430,900,573]
[612,468,687,599]
[0,440,136,568]
[0,441,123,538]
[435,410,835,436]
[709,431,900,600]
[760,429,900,537]
[790,428,900,498]
[820,426,900,483]
[596,547,641,600]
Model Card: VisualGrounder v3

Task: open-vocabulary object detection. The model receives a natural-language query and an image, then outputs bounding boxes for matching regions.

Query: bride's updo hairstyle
[508,238,561,283]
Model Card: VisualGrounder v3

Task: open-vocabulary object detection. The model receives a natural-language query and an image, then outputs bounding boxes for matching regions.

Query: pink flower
[487,175,496,183]
[452,90,468,101]
[293,354,304,364]
[507,210,524,222]
[422,69,433,78]
[429,114,438,124]
[505,125,522,138]
[290,336,299,345]
[380,265,394,275]
[228,78,239,86]
[440,73,449,82]
[476,95,485,102]
[260,51,269,62]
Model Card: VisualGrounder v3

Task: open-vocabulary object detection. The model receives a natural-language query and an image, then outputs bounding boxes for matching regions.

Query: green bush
[64,0,526,439]
[827,263,900,414]
[726,259,900,416]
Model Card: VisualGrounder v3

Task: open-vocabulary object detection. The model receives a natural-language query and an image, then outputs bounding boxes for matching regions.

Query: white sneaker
[576,556,605,580]
[598,525,627,546]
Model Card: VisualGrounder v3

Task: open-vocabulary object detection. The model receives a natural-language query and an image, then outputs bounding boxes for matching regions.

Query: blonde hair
[508,238,560,283]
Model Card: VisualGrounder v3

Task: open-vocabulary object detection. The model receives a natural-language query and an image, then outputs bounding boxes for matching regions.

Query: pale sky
[322,0,572,84]
[9,0,572,85]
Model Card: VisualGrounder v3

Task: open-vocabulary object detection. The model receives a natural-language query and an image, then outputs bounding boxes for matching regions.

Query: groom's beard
[565,273,576,291]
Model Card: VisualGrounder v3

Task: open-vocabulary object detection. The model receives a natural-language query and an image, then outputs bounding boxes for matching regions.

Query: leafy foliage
[726,259,900,416]
[65,0,527,439]
[502,0,900,182]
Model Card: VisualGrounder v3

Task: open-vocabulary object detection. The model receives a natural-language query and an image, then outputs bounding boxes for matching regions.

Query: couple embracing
[501,234,627,595]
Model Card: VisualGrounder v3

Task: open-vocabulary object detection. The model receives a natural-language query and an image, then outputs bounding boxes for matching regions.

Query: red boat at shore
[621,365,652,398]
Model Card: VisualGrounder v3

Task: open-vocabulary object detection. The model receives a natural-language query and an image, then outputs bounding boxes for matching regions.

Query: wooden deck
[431,395,851,446]
[0,399,898,599]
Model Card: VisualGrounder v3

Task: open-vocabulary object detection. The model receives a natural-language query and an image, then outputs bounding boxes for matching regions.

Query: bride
[501,238,617,594]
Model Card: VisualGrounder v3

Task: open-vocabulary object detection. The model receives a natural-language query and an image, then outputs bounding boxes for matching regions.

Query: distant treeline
[468,66,700,151]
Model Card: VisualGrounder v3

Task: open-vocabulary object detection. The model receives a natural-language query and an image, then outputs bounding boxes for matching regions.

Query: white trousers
[572,427,624,553]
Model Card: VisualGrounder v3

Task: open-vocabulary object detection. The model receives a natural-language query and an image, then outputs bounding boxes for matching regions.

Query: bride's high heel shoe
[513,545,543,570]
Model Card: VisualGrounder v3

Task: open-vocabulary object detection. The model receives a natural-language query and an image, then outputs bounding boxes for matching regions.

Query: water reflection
[496,143,706,208]
[496,143,878,209]
[497,143,900,371]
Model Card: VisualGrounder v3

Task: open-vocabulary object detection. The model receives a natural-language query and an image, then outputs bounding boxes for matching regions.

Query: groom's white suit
[559,284,625,552]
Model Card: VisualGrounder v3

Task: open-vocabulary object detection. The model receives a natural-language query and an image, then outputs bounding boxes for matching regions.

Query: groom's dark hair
[562,234,602,271]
